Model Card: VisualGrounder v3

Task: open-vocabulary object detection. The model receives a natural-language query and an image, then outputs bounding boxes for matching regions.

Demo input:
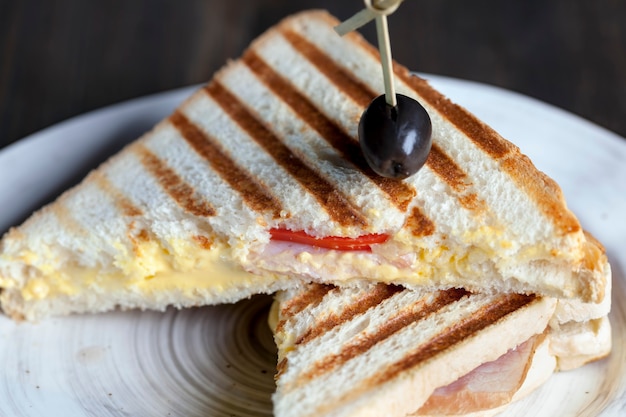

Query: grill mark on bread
[134,144,216,217]
[427,144,468,192]
[280,284,334,319]
[204,81,368,228]
[292,288,468,387]
[242,50,415,212]
[192,235,213,250]
[50,199,89,237]
[92,171,143,217]
[92,172,147,249]
[170,111,284,218]
[426,144,484,211]
[93,171,150,254]
[405,206,435,237]
[127,222,151,256]
[366,293,537,388]
[295,284,404,345]
[280,28,373,108]
[276,358,289,378]
[276,284,334,333]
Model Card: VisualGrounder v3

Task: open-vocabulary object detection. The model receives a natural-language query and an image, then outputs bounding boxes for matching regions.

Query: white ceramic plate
[0,75,624,416]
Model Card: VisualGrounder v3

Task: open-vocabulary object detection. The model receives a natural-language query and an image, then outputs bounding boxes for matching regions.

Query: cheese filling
[14,239,263,302]
[7,228,589,305]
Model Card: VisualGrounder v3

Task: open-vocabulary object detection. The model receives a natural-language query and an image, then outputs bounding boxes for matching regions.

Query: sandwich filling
[249,227,605,301]
[415,334,551,414]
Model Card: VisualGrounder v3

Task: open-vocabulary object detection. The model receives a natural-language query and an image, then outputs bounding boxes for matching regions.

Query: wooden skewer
[335,0,403,108]
[375,13,397,107]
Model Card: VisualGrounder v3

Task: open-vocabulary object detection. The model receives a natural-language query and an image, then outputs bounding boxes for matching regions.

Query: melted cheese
[13,227,583,305]
[18,240,262,301]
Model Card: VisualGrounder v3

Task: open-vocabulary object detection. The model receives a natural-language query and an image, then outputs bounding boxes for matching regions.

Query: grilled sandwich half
[270,282,611,417]
[0,10,609,320]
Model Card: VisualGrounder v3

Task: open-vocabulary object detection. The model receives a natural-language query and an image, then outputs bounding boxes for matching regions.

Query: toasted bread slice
[270,283,557,417]
[0,10,608,320]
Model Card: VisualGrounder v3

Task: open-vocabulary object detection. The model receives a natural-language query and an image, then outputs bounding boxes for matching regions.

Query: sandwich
[0,10,609,322]
[270,281,611,417]
[0,8,612,416]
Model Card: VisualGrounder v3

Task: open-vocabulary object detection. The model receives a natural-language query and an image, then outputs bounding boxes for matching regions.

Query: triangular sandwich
[0,10,609,320]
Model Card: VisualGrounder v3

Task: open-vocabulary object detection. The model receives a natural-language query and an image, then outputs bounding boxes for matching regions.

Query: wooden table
[1,0,625,151]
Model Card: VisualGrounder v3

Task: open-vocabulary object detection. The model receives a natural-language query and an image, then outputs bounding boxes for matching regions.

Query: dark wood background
[1,0,625,151]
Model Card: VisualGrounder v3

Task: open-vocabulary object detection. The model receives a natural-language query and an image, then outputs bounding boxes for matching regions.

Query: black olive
[358,94,432,179]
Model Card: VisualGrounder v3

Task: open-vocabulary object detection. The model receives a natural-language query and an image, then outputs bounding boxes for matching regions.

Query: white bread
[271,283,557,417]
[0,10,609,320]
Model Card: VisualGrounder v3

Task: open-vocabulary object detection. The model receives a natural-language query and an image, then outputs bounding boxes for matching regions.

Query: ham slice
[416,335,542,415]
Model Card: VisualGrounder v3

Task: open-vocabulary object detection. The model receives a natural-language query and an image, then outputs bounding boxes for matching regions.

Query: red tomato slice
[269,228,389,251]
